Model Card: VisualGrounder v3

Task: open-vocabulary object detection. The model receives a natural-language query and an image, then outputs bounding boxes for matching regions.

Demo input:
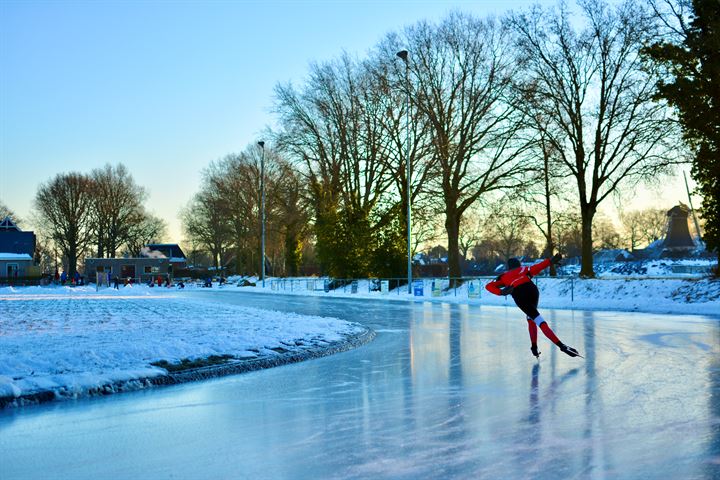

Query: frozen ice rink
[1,291,719,479]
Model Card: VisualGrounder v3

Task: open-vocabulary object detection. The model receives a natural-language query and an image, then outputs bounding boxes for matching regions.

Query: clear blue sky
[0,0,693,242]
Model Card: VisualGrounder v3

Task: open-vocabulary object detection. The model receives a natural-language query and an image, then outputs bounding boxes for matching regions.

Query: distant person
[178,281,185,289]
[54,269,59,284]
[60,271,67,285]
[485,254,581,359]
[73,271,80,286]
[113,276,120,289]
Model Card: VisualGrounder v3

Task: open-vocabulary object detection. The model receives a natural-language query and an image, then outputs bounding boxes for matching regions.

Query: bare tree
[123,212,166,257]
[274,55,405,277]
[407,13,534,281]
[0,200,21,226]
[181,189,231,271]
[639,208,668,246]
[481,205,534,261]
[206,151,263,276]
[553,212,584,258]
[90,164,148,258]
[273,157,311,276]
[619,207,667,249]
[511,0,683,276]
[458,211,484,261]
[593,213,622,250]
[34,173,95,277]
[365,39,437,247]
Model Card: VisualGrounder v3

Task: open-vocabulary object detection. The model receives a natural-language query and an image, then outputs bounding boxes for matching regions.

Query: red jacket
[485,258,551,295]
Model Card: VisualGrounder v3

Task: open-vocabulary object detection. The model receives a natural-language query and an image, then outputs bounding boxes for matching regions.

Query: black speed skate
[530,345,540,359]
[557,342,581,358]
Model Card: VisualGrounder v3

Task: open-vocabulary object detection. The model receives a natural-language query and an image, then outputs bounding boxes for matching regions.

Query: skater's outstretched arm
[528,253,561,277]
[528,258,551,276]
[485,275,507,295]
[485,277,504,295]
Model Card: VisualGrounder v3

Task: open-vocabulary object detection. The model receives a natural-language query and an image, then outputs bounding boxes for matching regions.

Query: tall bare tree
[511,0,683,276]
[275,55,404,277]
[273,157,311,276]
[205,152,262,275]
[407,13,534,281]
[181,189,231,271]
[90,163,148,258]
[35,173,95,277]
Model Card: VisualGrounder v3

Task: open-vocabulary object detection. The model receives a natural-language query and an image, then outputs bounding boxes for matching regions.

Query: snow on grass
[0,287,363,402]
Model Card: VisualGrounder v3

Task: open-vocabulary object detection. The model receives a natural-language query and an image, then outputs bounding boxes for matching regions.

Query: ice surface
[0,291,718,479]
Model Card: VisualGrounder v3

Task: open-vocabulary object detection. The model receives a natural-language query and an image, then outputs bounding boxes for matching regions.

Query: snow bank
[0,292,365,406]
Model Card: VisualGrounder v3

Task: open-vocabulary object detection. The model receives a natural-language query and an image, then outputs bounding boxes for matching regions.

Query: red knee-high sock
[527,318,538,344]
[539,321,560,344]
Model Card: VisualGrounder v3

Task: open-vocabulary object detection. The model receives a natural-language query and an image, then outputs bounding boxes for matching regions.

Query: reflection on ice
[0,293,718,479]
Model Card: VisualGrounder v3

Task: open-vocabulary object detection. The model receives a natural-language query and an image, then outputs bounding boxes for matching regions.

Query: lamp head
[396,50,409,62]
[257,141,265,148]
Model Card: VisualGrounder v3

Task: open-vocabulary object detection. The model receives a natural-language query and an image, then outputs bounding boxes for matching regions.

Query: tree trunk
[68,247,78,279]
[543,148,556,277]
[445,211,462,285]
[580,206,595,277]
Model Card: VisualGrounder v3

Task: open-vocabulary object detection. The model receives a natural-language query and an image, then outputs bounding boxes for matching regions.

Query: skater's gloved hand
[499,285,514,296]
[551,253,563,265]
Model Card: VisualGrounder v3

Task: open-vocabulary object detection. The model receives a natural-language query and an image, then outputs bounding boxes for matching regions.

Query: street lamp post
[257,141,266,288]
[396,49,412,294]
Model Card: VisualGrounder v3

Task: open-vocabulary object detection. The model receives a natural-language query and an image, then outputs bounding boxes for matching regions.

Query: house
[143,243,187,270]
[84,244,188,284]
[0,216,39,279]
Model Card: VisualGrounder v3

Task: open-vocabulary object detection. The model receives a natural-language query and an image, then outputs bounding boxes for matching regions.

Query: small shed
[85,257,172,284]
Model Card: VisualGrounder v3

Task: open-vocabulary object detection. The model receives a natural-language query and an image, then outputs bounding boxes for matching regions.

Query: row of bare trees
[459,206,670,269]
[33,164,166,277]
[180,145,310,276]
[265,0,683,278]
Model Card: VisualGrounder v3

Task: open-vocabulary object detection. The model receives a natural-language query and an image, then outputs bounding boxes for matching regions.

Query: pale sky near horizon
[0,0,699,244]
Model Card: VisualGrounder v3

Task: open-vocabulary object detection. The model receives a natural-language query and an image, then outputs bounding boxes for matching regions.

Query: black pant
[511,282,540,319]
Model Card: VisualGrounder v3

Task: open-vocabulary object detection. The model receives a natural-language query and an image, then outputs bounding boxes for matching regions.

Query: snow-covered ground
[0,285,364,405]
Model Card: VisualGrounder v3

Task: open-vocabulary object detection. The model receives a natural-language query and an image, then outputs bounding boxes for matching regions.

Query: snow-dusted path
[1,291,719,479]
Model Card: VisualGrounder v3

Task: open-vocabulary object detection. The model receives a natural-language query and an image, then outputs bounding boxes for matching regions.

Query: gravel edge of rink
[0,325,376,410]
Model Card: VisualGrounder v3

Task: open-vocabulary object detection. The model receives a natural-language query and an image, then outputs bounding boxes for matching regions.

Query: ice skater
[485,254,581,359]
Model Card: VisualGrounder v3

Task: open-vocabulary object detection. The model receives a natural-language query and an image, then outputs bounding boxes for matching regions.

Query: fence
[267,276,511,299]
[264,273,713,303]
